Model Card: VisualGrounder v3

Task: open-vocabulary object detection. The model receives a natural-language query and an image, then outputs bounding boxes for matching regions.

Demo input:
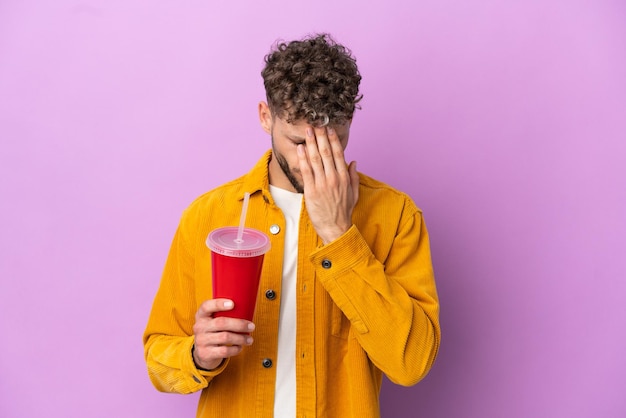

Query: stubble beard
[272,134,304,194]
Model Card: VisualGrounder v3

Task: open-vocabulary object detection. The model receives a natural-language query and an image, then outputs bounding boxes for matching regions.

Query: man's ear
[258,102,272,134]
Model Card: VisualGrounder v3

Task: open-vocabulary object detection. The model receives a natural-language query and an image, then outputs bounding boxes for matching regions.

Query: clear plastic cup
[206,226,271,321]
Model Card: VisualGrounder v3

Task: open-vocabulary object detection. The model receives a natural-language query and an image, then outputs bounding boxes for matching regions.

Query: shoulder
[182,150,272,218]
[178,175,247,225]
[357,172,423,216]
[191,176,245,208]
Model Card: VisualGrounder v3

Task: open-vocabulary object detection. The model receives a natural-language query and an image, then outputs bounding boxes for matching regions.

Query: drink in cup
[206,226,271,321]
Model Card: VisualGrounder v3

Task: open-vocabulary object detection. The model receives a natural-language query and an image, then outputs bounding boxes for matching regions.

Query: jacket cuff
[309,225,371,275]
[308,225,373,334]
[184,337,230,387]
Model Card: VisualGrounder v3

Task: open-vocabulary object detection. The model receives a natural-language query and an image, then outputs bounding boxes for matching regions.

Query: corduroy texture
[143,150,440,418]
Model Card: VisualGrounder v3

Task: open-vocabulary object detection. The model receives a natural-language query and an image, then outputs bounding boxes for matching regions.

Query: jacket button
[269,224,280,235]
[262,358,273,368]
[265,289,276,300]
[321,259,332,269]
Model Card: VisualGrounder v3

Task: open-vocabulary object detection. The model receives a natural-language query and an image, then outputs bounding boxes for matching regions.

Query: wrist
[319,224,351,245]
[192,344,222,371]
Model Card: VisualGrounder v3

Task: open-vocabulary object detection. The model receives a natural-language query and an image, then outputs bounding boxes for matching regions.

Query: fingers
[196,298,234,319]
[326,127,349,176]
[192,300,256,370]
[304,127,328,182]
[193,314,254,351]
[196,316,256,334]
[311,126,337,175]
[195,323,254,346]
[193,329,252,370]
[195,299,255,334]
[297,143,314,189]
[302,126,348,183]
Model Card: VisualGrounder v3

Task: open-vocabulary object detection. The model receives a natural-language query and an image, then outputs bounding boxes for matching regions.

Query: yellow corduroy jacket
[143,150,440,418]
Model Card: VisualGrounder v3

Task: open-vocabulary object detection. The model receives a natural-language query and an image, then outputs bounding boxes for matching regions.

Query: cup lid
[206,226,271,258]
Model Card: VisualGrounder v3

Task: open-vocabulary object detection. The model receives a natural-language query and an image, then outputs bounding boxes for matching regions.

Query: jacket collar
[239,149,273,202]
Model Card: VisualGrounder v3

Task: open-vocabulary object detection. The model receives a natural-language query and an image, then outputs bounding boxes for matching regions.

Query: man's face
[259,103,351,193]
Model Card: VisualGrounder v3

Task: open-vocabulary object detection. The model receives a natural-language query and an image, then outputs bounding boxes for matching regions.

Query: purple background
[1,1,625,417]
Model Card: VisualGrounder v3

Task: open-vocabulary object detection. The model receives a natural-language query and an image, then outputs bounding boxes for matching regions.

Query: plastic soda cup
[206,226,271,321]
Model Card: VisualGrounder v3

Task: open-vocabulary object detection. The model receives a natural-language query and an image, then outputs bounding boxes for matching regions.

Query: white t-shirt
[269,185,302,418]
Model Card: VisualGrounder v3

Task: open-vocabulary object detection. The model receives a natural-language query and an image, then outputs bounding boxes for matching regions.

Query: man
[143,33,440,418]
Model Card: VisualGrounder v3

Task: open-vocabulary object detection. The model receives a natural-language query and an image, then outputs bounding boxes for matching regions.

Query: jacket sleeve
[142,212,228,393]
[309,201,440,386]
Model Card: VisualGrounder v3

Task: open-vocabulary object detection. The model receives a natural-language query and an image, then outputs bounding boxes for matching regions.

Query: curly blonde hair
[261,33,363,126]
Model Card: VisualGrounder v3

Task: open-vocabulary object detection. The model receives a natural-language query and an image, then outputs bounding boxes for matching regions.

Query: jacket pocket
[331,302,350,339]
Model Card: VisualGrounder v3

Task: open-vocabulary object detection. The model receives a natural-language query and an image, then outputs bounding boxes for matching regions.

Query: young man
[143,33,440,418]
